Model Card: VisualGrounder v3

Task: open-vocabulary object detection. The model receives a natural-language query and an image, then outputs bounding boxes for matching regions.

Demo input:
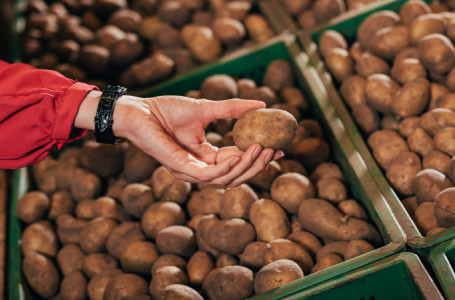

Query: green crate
[429,238,455,299]
[255,253,443,299]
[297,0,455,260]
[8,34,407,299]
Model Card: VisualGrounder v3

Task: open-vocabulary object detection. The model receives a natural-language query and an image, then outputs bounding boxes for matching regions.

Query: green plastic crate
[429,238,455,299]
[256,253,443,299]
[9,34,407,299]
[297,0,455,260]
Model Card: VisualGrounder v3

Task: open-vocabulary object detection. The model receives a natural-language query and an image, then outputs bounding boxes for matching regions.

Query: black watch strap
[94,85,127,144]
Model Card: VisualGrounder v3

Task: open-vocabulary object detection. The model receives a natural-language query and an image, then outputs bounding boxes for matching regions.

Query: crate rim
[428,238,455,299]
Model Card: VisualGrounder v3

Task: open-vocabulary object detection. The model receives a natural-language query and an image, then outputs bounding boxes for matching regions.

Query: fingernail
[275,150,284,160]
[252,146,262,160]
[230,157,240,167]
[264,150,274,163]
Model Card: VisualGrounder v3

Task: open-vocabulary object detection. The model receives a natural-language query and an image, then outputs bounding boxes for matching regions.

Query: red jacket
[0,60,97,169]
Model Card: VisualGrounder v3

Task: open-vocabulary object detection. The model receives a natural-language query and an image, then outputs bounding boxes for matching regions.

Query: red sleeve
[0,60,99,169]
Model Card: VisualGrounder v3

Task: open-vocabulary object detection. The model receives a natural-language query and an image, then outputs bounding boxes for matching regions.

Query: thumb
[204,99,266,122]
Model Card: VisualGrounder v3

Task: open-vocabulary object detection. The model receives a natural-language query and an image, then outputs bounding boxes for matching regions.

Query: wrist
[74,90,102,131]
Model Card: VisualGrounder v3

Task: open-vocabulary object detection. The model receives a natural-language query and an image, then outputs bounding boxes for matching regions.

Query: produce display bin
[429,238,455,299]
[255,253,443,300]
[8,33,407,299]
[297,0,455,260]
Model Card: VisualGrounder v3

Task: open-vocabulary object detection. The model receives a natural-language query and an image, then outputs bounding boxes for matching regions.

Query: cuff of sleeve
[52,81,99,143]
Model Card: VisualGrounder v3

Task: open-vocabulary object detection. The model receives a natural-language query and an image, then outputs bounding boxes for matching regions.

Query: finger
[216,146,245,162]
[273,150,285,160]
[203,99,266,124]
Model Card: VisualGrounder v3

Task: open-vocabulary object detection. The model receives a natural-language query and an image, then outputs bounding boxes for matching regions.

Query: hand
[75,91,283,186]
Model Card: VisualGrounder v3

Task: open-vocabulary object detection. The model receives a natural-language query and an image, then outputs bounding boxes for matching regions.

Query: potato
[280,87,309,113]
[161,284,202,300]
[427,227,447,235]
[254,259,303,294]
[158,1,190,27]
[399,0,431,25]
[419,109,455,136]
[410,14,446,45]
[313,0,345,23]
[156,225,196,257]
[104,274,149,300]
[149,266,189,299]
[434,127,455,156]
[423,150,451,174]
[108,9,142,32]
[154,23,183,48]
[399,117,421,138]
[261,60,294,92]
[418,34,455,74]
[17,191,49,223]
[413,169,453,204]
[318,30,348,59]
[60,271,87,300]
[288,230,323,257]
[187,251,215,287]
[316,178,347,204]
[338,200,368,220]
[218,1,251,20]
[277,159,307,176]
[433,187,455,228]
[120,183,154,218]
[368,130,409,170]
[429,1,450,12]
[414,202,438,235]
[212,17,245,45]
[120,240,159,275]
[79,217,117,253]
[70,168,102,202]
[430,83,450,106]
[368,25,410,60]
[386,151,422,196]
[270,173,314,214]
[205,132,223,148]
[344,239,375,260]
[87,268,124,300]
[381,115,400,131]
[407,127,434,157]
[357,11,400,47]
[151,166,191,204]
[75,198,95,219]
[57,244,85,276]
[196,214,221,257]
[93,196,127,222]
[402,196,419,216]
[106,222,145,259]
[340,75,366,109]
[21,221,57,257]
[293,138,330,170]
[187,187,224,218]
[23,252,60,298]
[298,10,317,29]
[315,241,348,261]
[263,239,314,274]
[95,25,125,49]
[200,74,238,100]
[355,52,390,78]
[151,254,187,277]
[309,162,344,183]
[181,25,222,62]
[236,78,256,99]
[205,218,255,255]
[123,144,159,182]
[310,253,343,274]
[250,198,289,242]
[57,216,87,245]
[325,48,354,82]
[394,47,419,64]
[111,33,144,67]
[237,241,267,270]
[248,86,279,107]
[365,74,400,115]
[48,190,74,220]
[244,14,273,42]
[82,253,118,278]
[298,198,381,245]
[220,184,257,219]
[204,266,254,300]
[391,58,427,85]
[216,253,238,268]
[141,202,186,239]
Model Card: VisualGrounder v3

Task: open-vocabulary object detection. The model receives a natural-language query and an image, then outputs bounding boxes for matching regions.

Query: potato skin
[263,59,294,92]
[435,187,455,228]
[414,202,438,235]
[79,217,117,253]
[204,266,254,300]
[156,225,197,257]
[413,169,453,204]
[288,230,323,257]
[417,33,455,74]
[392,78,430,118]
[271,173,314,214]
[149,266,189,299]
[60,270,88,300]
[344,239,375,260]
[310,253,343,274]
[87,268,124,300]
[17,191,50,224]
[23,252,60,298]
[386,151,422,196]
[163,284,204,300]
[205,218,256,255]
[263,239,314,274]
[220,184,257,220]
[254,259,303,294]
[239,241,268,269]
[357,11,400,47]
[187,251,215,287]
[318,30,348,59]
[233,108,297,151]
[141,202,186,239]
[21,221,58,257]
[249,199,289,242]
[368,25,410,60]
[104,273,149,300]
[120,240,159,275]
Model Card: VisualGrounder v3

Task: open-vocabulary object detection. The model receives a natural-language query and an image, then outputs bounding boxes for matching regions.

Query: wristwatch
[94,85,127,145]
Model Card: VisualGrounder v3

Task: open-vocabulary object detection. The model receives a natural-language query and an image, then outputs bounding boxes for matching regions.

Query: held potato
[254,259,303,294]
[233,108,298,151]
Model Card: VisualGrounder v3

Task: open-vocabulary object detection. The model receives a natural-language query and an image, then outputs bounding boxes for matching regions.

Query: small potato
[423,150,451,174]
[368,130,409,170]
[21,221,58,257]
[410,14,446,45]
[313,0,345,23]
[310,253,343,274]
[250,199,289,242]
[187,187,224,218]
[181,25,222,62]
[151,166,191,204]
[104,274,149,300]
[402,196,419,216]
[435,187,455,227]
[237,79,256,99]
[357,11,400,47]
[418,34,455,74]
[315,241,348,261]
[149,266,189,300]
[57,244,85,276]
[156,225,197,257]
[398,117,421,138]
[111,33,144,68]
[414,202,438,235]
[23,252,60,298]
[216,253,238,268]
[123,144,159,182]
[349,42,364,61]
[60,271,87,300]
[244,14,274,42]
[434,127,455,156]
[365,74,400,115]
[249,86,279,107]
[298,10,317,29]
[108,9,142,32]
[288,230,323,257]
[413,169,453,204]
[57,216,87,245]
[399,0,431,25]
[310,162,344,183]
[263,239,314,274]
[200,74,238,100]
[220,184,257,219]
[325,48,354,83]
[206,132,223,148]
[430,83,450,105]
[48,190,74,220]
[82,253,118,278]
[79,217,117,254]
[233,108,297,151]
[407,127,434,157]
[92,196,127,222]
[196,215,221,257]
[248,161,282,190]
[17,191,50,224]
[391,58,427,85]
[318,30,348,59]
[254,259,303,294]
[106,222,145,259]
[204,266,254,300]
[212,17,245,45]
[344,239,375,260]
[263,59,294,92]
[187,251,215,287]
[419,109,455,136]
[205,218,256,255]
[120,183,154,218]
[293,138,330,170]
[368,25,410,60]
[70,168,102,202]
[338,200,368,220]
[381,115,400,131]
[386,151,422,196]
[121,240,159,275]
[355,52,390,78]
[316,178,346,204]
[158,1,190,27]
[340,75,366,109]
[87,268,124,300]
[394,47,419,64]
[141,202,186,239]
[163,284,203,300]
[446,68,455,92]
[239,241,268,269]
[271,173,314,214]
[151,254,187,277]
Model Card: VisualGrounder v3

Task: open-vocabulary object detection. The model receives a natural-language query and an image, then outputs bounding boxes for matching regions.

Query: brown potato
[315,241,348,261]
[60,271,87,300]
[254,259,303,294]
[205,218,255,255]
[23,252,60,298]
[104,274,149,300]
[430,83,451,106]
[386,151,422,196]
[410,14,446,45]
[204,266,254,300]
[181,25,222,62]
[413,169,453,204]
[187,187,224,218]
[298,10,317,29]
[271,173,314,214]
[418,34,455,74]
[82,253,118,278]
[79,217,117,253]
[158,1,190,27]
[423,150,451,174]
[399,0,431,25]
[200,74,238,100]
[318,30,348,59]
[195,214,221,257]
[108,9,142,32]
[263,60,295,92]
[244,14,273,42]
[313,0,345,23]
[278,159,307,176]
[398,117,421,138]
[263,239,314,274]
[357,11,400,47]
[149,266,189,299]
[310,253,343,274]
[293,138,330,170]
[220,184,257,219]
[212,17,245,45]
[316,178,346,204]
[340,75,366,109]
[344,239,375,260]
[111,33,144,67]
[106,222,145,259]
[338,200,368,220]
[163,284,204,300]
[156,225,196,257]
[407,127,434,157]
[435,187,455,227]
[70,168,102,202]
[381,115,400,131]
[120,240,159,275]
[394,47,419,64]
[187,251,215,287]
[87,268,124,300]
[48,190,74,220]
[419,109,455,136]
[248,160,282,190]
[250,198,289,242]
[92,196,127,222]
[57,244,85,276]
[365,74,400,115]
[402,196,419,216]
[391,58,427,85]
[57,216,87,245]
[368,25,410,60]
[434,127,455,156]
[239,241,268,269]
[205,132,223,148]
[355,52,390,78]
[325,48,354,83]
[288,230,323,257]
[21,221,58,257]
[17,191,50,224]
[123,144,159,182]
[120,183,154,218]
[151,254,187,277]
[216,253,238,268]
[151,166,191,204]
[141,202,186,239]
[310,162,344,183]
[368,130,409,170]
[95,25,125,49]
[414,202,438,235]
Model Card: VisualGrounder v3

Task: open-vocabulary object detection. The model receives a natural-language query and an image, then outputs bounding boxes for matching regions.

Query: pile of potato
[17,59,382,299]
[318,0,455,236]
[21,0,275,89]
